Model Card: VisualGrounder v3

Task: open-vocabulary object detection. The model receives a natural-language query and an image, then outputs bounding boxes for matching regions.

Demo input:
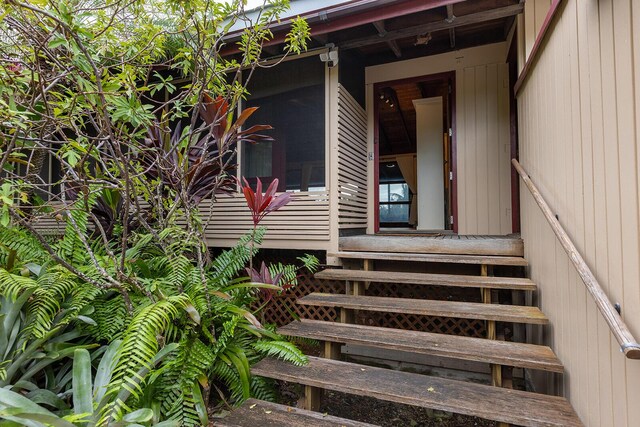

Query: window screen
[242,56,325,191]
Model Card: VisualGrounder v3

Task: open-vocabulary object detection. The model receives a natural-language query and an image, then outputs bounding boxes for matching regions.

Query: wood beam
[372,20,402,58]
[388,88,413,148]
[340,3,524,51]
[446,4,456,48]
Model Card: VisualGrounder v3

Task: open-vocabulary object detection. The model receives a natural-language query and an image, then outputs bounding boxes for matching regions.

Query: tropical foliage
[0,0,315,425]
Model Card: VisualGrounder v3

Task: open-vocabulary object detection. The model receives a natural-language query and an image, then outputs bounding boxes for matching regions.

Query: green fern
[98,295,190,425]
[56,192,98,265]
[209,227,265,287]
[157,336,214,426]
[24,268,78,338]
[0,226,48,269]
[253,340,308,366]
[83,292,128,341]
[0,269,37,300]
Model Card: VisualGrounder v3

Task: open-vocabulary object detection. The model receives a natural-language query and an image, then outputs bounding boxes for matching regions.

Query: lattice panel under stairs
[257,269,486,338]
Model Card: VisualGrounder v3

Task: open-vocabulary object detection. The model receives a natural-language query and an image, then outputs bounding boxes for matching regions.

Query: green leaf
[72,349,93,418]
[121,408,153,423]
[94,340,121,403]
[48,36,67,49]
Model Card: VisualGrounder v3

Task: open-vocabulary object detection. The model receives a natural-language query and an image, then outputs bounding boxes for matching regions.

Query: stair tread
[298,293,549,324]
[339,235,524,256]
[215,398,377,427]
[252,357,582,427]
[329,251,528,266]
[278,319,563,373]
[316,269,536,290]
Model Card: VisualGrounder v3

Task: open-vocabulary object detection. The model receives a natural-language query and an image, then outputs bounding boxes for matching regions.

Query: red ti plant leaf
[241,177,292,226]
[138,92,274,205]
[246,261,290,302]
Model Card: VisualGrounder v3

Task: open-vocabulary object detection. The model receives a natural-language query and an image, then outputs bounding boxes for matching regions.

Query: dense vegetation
[0,0,312,425]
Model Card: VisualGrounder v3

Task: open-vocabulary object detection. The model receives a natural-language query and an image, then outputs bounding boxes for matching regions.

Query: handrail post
[512,158,640,360]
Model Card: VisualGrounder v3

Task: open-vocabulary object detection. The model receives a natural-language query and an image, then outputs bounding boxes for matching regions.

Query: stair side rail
[512,158,640,359]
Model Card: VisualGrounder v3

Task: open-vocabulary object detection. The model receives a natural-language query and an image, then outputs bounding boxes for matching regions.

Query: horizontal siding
[199,192,331,247]
[517,0,640,426]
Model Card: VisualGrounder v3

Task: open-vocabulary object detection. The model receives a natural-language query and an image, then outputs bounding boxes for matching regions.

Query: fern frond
[297,254,320,273]
[24,269,77,338]
[0,226,48,268]
[83,292,128,342]
[267,262,298,286]
[253,340,308,366]
[250,376,276,402]
[209,228,265,287]
[0,269,37,300]
[157,337,213,426]
[98,295,190,425]
[55,193,98,264]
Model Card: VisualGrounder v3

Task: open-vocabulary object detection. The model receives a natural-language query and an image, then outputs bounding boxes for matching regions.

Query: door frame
[372,71,458,233]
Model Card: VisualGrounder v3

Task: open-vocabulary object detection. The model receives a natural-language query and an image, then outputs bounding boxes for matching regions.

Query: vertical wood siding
[366,43,512,235]
[524,0,552,60]
[457,63,512,234]
[517,1,640,425]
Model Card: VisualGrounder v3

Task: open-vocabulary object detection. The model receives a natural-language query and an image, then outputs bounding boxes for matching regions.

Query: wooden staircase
[216,236,583,427]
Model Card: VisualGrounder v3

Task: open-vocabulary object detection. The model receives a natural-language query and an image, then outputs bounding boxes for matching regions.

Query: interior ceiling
[378,80,448,156]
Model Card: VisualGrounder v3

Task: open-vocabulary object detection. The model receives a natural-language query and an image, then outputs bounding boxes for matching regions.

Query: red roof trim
[221,0,462,56]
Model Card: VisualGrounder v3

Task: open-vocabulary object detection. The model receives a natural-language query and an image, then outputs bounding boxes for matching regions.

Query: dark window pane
[242,57,325,191]
[379,203,409,223]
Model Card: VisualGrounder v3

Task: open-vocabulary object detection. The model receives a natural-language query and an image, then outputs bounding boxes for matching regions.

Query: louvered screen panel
[337,85,368,229]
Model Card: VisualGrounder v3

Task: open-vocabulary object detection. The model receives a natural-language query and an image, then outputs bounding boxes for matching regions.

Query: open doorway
[374,72,456,233]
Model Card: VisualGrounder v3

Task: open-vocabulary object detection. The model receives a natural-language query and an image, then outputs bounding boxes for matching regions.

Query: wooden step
[298,293,549,324]
[215,398,377,427]
[329,251,528,266]
[315,269,536,291]
[339,235,524,256]
[278,319,563,373]
[252,357,582,427]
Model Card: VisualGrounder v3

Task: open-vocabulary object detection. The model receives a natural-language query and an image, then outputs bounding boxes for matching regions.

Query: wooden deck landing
[339,234,524,257]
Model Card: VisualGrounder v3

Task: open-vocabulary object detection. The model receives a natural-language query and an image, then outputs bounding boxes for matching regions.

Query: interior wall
[414,97,444,230]
[366,43,512,235]
[517,1,640,426]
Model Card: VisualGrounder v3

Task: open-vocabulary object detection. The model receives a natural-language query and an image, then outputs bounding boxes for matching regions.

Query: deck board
[339,235,524,256]
[279,320,563,372]
[252,357,582,427]
[329,251,528,266]
[315,269,536,290]
[298,293,549,324]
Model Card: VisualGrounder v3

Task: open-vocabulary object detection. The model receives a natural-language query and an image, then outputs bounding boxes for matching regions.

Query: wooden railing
[512,159,640,359]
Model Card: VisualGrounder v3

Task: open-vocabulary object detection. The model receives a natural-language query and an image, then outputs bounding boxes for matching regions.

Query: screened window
[242,56,325,191]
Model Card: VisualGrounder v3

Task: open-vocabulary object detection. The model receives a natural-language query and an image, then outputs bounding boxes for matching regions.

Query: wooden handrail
[512,159,640,359]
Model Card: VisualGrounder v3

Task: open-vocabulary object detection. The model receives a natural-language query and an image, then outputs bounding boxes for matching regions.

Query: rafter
[446,4,455,48]
[340,3,524,51]
[372,20,402,58]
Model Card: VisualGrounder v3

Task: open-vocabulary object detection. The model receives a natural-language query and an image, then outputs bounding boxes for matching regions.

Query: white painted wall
[413,97,444,230]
